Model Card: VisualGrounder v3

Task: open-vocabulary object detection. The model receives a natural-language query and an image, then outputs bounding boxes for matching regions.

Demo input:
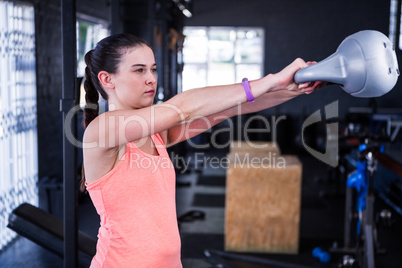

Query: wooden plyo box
[230,141,281,155]
[225,153,302,254]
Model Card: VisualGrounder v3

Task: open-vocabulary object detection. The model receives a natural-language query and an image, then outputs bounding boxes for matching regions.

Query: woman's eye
[136,68,144,73]
[151,68,157,73]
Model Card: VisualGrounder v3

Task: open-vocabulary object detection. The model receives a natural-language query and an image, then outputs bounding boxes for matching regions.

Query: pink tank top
[86,133,182,268]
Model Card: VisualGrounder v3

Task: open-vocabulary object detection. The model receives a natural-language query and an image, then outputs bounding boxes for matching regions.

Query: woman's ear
[98,71,115,90]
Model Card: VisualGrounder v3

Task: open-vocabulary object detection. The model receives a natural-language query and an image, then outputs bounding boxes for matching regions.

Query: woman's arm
[164,84,320,146]
[164,61,324,146]
[83,58,319,149]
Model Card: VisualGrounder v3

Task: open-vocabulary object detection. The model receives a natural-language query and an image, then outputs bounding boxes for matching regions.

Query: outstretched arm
[165,60,325,146]
[84,59,315,149]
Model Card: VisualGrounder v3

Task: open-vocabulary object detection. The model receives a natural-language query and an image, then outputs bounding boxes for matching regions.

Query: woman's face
[111,45,157,109]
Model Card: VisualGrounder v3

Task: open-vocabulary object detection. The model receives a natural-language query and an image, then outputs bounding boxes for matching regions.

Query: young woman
[82,33,324,267]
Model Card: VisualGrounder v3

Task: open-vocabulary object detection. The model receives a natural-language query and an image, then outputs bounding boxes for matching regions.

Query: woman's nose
[146,72,157,85]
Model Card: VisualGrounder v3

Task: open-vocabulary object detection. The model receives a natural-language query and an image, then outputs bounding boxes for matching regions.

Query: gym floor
[0,149,401,268]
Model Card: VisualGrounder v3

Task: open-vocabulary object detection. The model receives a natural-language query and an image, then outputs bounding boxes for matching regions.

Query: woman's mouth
[145,89,155,94]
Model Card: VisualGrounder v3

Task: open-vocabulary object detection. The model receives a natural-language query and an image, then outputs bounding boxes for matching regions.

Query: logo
[301,101,338,167]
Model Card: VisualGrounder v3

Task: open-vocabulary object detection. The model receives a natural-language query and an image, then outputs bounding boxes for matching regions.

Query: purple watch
[241,78,255,103]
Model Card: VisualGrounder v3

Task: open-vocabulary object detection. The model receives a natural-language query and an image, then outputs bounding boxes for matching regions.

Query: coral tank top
[86,133,182,268]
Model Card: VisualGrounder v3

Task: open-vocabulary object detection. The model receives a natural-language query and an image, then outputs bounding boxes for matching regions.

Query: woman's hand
[271,58,326,94]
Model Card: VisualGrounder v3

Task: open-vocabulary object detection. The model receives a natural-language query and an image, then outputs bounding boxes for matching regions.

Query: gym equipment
[294,30,399,98]
[312,247,331,263]
[346,145,371,236]
[7,203,96,267]
[335,137,387,268]
[341,255,357,268]
[177,210,205,229]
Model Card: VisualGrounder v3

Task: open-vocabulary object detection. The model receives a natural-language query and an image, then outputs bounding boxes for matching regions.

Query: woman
[82,33,323,267]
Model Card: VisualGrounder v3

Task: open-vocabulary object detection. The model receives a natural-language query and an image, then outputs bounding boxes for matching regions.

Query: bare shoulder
[82,116,123,185]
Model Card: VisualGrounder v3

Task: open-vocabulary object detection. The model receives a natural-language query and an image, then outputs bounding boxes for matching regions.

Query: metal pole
[343,186,352,248]
[147,0,155,47]
[161,0,169,100]
[60,0,78,267]
[396,0,402,50]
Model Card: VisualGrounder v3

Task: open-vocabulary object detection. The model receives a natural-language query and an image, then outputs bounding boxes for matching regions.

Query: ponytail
[81,50,100,191]
[83,50,100,128]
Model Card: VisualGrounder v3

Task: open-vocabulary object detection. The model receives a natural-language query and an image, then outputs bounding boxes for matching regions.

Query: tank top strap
[151,133,168,157]
[126,133,167,157]
[152,133,165,146]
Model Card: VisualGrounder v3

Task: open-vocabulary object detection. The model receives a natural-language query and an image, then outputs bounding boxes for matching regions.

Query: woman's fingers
[295,61,326,94]
[301,81,327,94]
